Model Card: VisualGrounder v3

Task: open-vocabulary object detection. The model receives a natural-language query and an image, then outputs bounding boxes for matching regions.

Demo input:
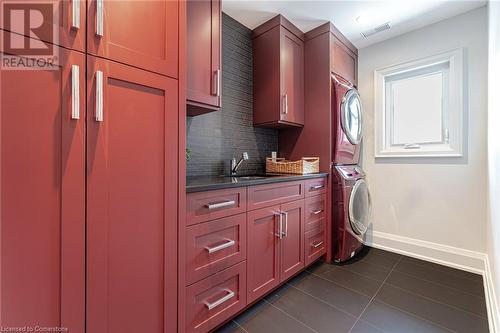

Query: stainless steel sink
[234,176,267,180]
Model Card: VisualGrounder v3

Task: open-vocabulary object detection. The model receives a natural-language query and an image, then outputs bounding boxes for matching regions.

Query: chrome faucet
[230,152,249,176]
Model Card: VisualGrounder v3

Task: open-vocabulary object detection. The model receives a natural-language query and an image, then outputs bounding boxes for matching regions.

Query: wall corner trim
[366,230,498,332]
[484,255,500,333]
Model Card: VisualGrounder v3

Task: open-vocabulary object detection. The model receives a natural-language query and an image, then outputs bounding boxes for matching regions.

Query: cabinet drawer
[185,214,246,285]
[305,195,326,231]
[187,188,247,225]
[305,226,326,266]
[248,181,304,211]
[186,261,247,333]
[304,177,327,197]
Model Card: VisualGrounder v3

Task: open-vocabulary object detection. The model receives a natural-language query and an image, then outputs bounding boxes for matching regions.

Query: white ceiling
[222,0,486,48]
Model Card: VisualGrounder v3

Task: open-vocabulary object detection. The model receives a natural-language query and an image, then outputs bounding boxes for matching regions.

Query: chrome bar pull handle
[282,94,288,114]
[205,289,235,310]
[282,212,288,237]
[206,200,235,210]
[95,70,104,122]
[72,0,80,29]
[71,65,80,119]
[205,239,235,254]
[96,0,104,36]
[212,69,221,97]
[275,212,283,239]
[310,185,324,190]
[312,209,324,215]
[312,241,324,248]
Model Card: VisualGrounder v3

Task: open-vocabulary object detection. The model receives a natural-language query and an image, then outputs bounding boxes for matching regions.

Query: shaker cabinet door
[0,33,85,333]
[279,200,305,281]
[187,0,221,114]
[86,56,178,333]
[247,205,281,303]
[0,0,86,52]
[87,0,179,77]
[280,29,304,126]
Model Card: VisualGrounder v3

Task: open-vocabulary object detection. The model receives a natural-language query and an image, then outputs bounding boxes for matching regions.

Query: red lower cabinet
[186,262,247,333]
[186,213,247,285]
[247,205,282,303]
[0,36,85,332]
[280,200,305,281]
[86,56,178,333]
[247,200,305,303]
[305,226,326,266]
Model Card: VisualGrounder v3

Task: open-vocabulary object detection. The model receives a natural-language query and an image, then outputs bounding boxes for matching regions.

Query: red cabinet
[0,0,86,52]
[186,261,247,333]
[86,56,178,333]
[253,15,304,127]
[247,200,305,303]
[247,205,281,303]
[185,213,247,285]
[87,0,179,78]
[0,35,85,332]
[187,0,221,115]
[279,200,305,281]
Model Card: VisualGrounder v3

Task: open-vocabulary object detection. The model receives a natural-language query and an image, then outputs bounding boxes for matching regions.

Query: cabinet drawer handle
[72,0,80,29]
[71,65,80,119]
[205,239,235,254]
[282,94,288,114]
[282,212,288,237]
[212,69,221,97]
[312,241,324,248]
[96,0,104,36]
[274,212,283,239]
[205,289,235,310]
[310,185,324,191]
[312,209,324,215]
[95,70,104,122]
[205,200,235,210]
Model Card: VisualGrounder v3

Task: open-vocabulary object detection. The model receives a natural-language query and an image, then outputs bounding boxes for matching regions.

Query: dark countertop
[186,173,329,193]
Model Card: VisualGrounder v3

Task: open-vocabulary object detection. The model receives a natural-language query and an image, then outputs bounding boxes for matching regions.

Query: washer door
[341,89,363,145]
[348,179,371,235]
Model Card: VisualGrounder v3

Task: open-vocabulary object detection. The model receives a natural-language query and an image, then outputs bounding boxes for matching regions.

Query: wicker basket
[266,157,320,175]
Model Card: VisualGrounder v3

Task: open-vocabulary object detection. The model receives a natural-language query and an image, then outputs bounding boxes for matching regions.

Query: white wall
[359,7,488,268]
[487,1,500,330]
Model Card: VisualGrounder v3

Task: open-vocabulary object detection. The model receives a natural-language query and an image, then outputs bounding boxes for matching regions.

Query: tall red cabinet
[0,35,86,332]
[0,2,184,333]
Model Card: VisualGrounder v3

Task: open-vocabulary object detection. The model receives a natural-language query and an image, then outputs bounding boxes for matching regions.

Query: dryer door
[348,179,371,235]
[341,89,363,145]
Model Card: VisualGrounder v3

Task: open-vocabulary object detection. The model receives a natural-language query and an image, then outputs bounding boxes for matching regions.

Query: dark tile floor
[216,247,489,333]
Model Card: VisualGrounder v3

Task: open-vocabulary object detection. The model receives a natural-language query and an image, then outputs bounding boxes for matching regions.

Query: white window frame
[374,48,465,158]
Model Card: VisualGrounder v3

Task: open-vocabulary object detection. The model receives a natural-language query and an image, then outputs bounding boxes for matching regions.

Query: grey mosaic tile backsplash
[186,13,278,177]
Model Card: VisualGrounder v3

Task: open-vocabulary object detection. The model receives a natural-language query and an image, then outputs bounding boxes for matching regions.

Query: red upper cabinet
[0,0,86,52]
[186,0,221,116]
[331,35,357,86]
[0,33,85,332]
[86,56,178,333]
[253,15,304,127]
[87,0,179,78]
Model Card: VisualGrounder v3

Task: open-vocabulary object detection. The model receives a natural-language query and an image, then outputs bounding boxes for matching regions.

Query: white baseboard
[365,231,499,333]
[365,231,486,274]
[484,256,500,333]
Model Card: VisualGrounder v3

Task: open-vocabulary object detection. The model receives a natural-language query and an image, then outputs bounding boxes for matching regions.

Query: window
[374,49,465,158]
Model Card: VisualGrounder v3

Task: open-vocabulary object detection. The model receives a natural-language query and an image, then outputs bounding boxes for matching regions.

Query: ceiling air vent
[361,22,391,38]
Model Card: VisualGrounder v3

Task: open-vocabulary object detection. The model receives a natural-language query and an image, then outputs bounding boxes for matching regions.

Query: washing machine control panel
[335,165,365,180]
